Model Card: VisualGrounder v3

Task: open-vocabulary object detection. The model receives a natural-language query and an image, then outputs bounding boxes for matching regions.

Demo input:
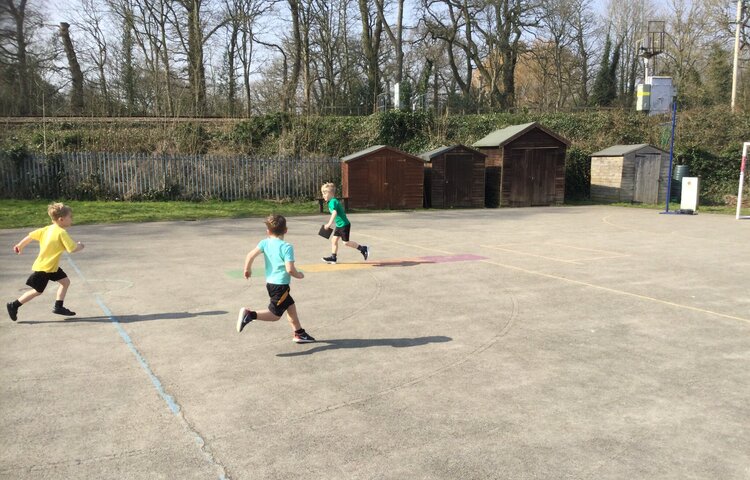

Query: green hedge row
[2,108,748,204]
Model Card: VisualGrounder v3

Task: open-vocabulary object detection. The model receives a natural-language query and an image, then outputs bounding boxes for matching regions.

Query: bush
[676,146,742,205]
[565,147,591,200]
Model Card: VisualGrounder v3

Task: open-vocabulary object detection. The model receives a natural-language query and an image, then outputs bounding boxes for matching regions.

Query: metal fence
[0,152,341,200]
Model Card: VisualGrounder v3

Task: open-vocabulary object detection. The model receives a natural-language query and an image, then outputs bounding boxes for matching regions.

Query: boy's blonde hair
[48,202,72,221]
[321,182,336,194]
[264,214,287,236]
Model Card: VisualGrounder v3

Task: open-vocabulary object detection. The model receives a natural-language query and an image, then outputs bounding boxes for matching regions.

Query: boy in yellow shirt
[7,202,85,321]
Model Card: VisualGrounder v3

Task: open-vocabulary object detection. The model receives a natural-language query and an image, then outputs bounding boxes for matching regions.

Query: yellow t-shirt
[29,224,77,273]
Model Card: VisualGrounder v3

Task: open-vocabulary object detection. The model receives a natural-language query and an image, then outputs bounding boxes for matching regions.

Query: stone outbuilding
[590,144,669,204]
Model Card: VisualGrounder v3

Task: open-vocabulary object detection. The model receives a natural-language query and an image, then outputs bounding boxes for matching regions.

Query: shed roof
[341,145,425,163]
[472,122,570,148]
[591,144,666,157]
[418,144,485,161]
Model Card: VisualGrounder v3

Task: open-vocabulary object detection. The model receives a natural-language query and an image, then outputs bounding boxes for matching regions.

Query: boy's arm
[243,247,262,279]
[13,235,33,254]
[72,242,85,253]
[325,210,337,230]
[285,260,304,279]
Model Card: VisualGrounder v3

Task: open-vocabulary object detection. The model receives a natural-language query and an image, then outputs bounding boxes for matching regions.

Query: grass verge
[0,199,322,230]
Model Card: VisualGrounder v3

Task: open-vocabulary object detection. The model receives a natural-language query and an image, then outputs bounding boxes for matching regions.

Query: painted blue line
[94,295,181,415]
[67,257,180,414]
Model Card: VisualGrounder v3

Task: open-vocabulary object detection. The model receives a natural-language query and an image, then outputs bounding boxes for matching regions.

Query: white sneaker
[237,308,252,333]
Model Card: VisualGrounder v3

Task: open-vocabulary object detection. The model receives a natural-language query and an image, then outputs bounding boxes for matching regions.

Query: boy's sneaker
[322,255,337,264]
[237,308,252,333]
[361,246,370,261]
[293,330,316,343]
[53,306,76,316]
[7,302,18,321]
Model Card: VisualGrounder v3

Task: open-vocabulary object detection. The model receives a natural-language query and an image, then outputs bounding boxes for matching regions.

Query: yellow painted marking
[362,233,750,325]
[299,263,372,273]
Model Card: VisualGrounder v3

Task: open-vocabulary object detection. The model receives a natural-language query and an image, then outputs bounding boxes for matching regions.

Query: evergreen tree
[591,34,613,106]
[705,43,732,105]
[591,34,621,106]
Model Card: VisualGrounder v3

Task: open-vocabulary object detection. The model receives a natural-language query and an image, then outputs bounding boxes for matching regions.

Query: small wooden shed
[590,144,669,204]
[341,145,425,209]
[419,145,486,208]
[472,122,569,207]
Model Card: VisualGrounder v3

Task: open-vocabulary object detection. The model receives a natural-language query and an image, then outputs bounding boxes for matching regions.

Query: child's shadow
[19,310,227,324]
[276,335,452,357]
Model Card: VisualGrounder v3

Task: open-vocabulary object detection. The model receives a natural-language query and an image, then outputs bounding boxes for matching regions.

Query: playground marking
[225,254,487,277]
[359,233,750,326]
[481,242,629,264]
[66,255,229,480]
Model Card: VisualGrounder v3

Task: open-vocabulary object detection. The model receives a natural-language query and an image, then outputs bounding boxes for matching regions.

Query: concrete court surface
[1,205,749,480]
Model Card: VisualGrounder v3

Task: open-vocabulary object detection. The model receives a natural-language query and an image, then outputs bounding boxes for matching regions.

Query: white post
[731,0,744,113]
[737,142,750,220]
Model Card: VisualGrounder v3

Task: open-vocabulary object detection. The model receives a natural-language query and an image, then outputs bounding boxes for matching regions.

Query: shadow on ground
[17,310,227,324]
[277,335,452,357]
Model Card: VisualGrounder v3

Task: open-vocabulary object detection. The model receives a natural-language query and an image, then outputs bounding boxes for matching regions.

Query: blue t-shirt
[258,237,295,285]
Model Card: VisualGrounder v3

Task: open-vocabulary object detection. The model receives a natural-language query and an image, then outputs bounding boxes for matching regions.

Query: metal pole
[737,142,749,219]
[731,0,744,113]
[665,99,677,212]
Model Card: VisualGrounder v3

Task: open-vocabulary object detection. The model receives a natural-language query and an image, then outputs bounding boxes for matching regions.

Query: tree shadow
[18,310,228,324]
[276,335,452,357]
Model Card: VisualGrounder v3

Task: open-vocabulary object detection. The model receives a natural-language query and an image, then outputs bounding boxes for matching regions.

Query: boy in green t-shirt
[237,214,315,343]
[7,202,85,321]
[320,183,369,264]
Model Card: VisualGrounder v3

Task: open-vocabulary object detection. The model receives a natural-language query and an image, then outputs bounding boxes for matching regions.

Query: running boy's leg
[55,276,70,301]
[6,289,41,321]
[52,277,76,316]
[287,304,315,343]
[236,307,281,332]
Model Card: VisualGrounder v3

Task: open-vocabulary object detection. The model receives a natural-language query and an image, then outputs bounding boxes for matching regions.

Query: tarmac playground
[1,205,749,480]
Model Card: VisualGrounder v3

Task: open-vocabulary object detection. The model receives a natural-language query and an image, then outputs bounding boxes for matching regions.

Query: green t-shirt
[328,197,350,228]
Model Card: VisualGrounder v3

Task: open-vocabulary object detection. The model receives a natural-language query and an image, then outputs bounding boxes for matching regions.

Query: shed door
[509,148,557,206]
[633,154,660,204]
[386,156,407,208]
[366,157,387,208]
[445,153,473,207]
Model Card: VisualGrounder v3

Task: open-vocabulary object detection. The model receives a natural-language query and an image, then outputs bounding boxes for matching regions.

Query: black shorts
[26,269,68,293]
[333,223,351,242]
[267,283,295,317]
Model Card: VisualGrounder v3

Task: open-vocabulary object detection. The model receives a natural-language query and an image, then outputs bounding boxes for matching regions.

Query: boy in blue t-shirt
[321,183,369,264]
[237,214,315,343]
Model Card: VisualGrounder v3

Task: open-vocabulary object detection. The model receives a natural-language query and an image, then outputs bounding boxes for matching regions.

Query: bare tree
[421,0,476,108]
[0,0,45,114]
[59,22,85,114]
[358,0,384,112]
[172,0,228,115]
[374,0,405,86]
[74,0,114,114]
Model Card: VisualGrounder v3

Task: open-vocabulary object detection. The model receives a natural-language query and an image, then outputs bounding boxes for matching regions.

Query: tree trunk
[186,0,207,115]
[59,22,85,114]
[285,0,303,113]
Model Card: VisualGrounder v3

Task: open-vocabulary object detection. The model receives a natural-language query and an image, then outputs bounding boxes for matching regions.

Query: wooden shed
[472,122,570,207]
[341,145,425,209]
[419,145,486,208]
[590,144,669,204]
